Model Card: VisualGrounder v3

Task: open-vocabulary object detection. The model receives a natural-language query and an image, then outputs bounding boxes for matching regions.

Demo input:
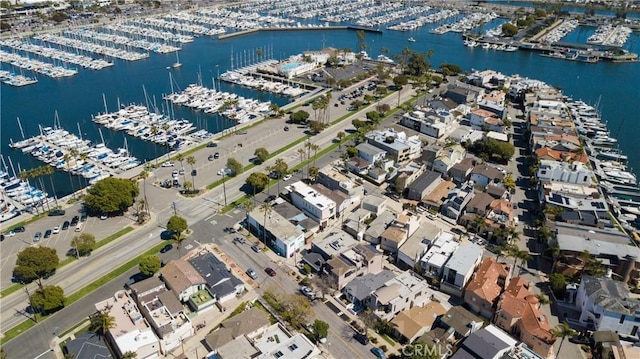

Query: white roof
[290,181,336,211]
[444,243,483,274]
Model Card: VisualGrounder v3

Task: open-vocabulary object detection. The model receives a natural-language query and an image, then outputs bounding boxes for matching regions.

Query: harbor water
[1,15,639,197]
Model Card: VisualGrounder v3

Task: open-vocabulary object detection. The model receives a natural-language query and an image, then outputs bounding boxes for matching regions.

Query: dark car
[62,221,70,230]
[265,267,276,277]
[264,195,276,203]
[191,169,197,176]
[208,154,215,161]
[370,347,386,358]
[284,126,289,131]
[44,229,52,238]
[48,209,66,216]
[206,141,218,148]
[160,244,173,253]
[251,244,261,253]
[213,152,220,159]
[80,212,87,222]
[70,216,80,226]
[353,333,369,345]
[13,226,26,233]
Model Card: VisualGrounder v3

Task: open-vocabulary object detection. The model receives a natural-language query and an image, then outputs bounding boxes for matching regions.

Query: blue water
[1,17,639,196]
[483,0,640,19]
[280,62,303,70]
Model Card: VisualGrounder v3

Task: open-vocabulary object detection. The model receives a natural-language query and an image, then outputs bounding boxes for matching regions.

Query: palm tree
[39,165,59,208]
[297,148,306,176]
[186,155,196,191]
[63,153,76,199]
[175,153,186,183]
[305,140,313,178]
[545,244,561,272]
[309,166,319,182]
[139,169,150,215]
[552,322,577,357]
[89,310,115,337]
[504,226,520,244]
[336,132,346,149]
[150,125,159,165]
[78,151,89,188]
[472,215,488,235]
[173,231,186,256]
[183,180,193,193]
[260,202,272,245]
[311,143,320,168]
[514,249,532,275]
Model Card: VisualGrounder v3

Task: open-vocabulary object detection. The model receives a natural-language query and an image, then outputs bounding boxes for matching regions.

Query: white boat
[408,37,416,43]
[172,50,182,68]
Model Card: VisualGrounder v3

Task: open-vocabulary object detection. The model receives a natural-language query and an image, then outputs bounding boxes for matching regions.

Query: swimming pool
[280,62,302,71]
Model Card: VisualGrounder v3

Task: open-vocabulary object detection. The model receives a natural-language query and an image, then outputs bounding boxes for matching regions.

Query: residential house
[534,147,589,164]
[312,231,360,260]
[64,332,113,359]
[575,275,640,336]
[160,260,206,303]
[419,231,459,279]
[312,183,351,217]
[441,182,475,221]
[536,160,594,185]
[247,206,305,258]
[394,161,427,193]
[422,144,442,169]
[470,165,505,187]
[301,252,325,273]
[343,270,396,308]
[464,192,495,217]
[486,184,509,200]
[448,158,477,184]
[204,307,271,359]
[465,70,509,89]
[380,212,423,253]
[95,291,161,359]
[469,108,505,133]
[323,244,383,290]
[397,225,443,271]
[422,180,457,209]
[450,325,518,359]
[189,253,245,303]
[400,110,448,139]
[464,258,510,319]
[478,90,506,118]
[444,82,484,105]
[406,170,442,201]
[356,143,387,164]
[364,210,397,244]
[367,271,431,321]
[431,306,484,342]
[271,201,320,241]
[432,144,465,175]
[440,244,483,297]
[253,323,321,359]
[447,126,484,146]
[361,195,388,216]
[288,181,337,228]
[366,128,423,163]
[392,302,447,343]
[316,165,363,198]
[494,277,555,358]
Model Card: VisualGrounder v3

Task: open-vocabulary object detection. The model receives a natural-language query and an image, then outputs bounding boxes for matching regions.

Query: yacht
[408,37,416,43]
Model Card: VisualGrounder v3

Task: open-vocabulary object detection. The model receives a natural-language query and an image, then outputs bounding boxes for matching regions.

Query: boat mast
[102,93,108,114]
[98,127,106,146]
[77,122,83,141]
[7,156,18,179]
[16,117,25,139]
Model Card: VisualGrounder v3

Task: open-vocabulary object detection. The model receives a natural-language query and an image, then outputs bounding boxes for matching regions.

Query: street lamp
[221,171,228,207]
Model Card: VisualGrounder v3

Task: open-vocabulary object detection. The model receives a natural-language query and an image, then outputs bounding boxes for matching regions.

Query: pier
[218,26,381,40]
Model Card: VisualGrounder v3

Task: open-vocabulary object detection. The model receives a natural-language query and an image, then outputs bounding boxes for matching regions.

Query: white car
[162,161,174,167]
[3,231,15,237]
[283,174,292,181]
[52,226,60,234]
[217,168,232,176]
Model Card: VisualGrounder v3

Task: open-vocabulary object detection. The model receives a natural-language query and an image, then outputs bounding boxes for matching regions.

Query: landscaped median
[0,241,168,346]
[1,227,134,298]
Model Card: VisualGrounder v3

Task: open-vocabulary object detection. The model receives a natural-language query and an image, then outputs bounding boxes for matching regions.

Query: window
[274,351,284,358]
[288,344,298,351]
[619,315,626,324]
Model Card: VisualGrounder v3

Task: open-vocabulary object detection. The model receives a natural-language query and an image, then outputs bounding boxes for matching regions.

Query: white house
[95,291,161,359]
[366,128,422,163]
[400,110,448,139]
[247,206,305,258]
[369,271,431,321]
[536,160,594,185]
[356,143,387,164]
[575,275,640,337]
[419,231,459,279]
[288,181,337,228]
[440,243,483,296]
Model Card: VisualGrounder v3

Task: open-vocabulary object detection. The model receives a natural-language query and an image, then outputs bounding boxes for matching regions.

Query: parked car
[208,154,215,161]
[80,212,87,222]
[213,152,220,159]
[74,223,82,232]
[3,231,15,237]
[62,221,70,230]
[299,286,316,300]
[264,195,277,203]
[100,214,108,220]
[283,174,292,181]
[161,161,174,167]
[370,347,386,358]
[265,267,276,277]
[191,169,197,176]
[33,232,42,242]
[284,126,289,131]
[13,226,25,233]
[52,226,60,234]
[353,333,369,345]
[236,130,247,135]
[70,215,80,226]
[251,244,261,253]
[246,268,258,280]
[44,229,52,238]
[160,244,173,253]
[206,141,217,148]
[48,209,66,216]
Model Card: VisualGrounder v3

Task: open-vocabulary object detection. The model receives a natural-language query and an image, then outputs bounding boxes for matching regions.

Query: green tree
[226,158,243,176]
[175,152,186,183]
[551,322,577,357]
[290,110,310,124]
[271,158,288,194]
[89,310,115,337]
[502,23,518,37]
[13,246,59,286]
[30,285,65,315]
[84,177,139,215]
[549,273,567,299]
[260,202,272,244]
[336,131,346,149]
[246,172,270,194]
[71,233,97,257]
[311,320,329,342]
[139,254,161,276]
[167,215,188,234]
[393,74,409,106]
[122,352,137,359]
[503,173,516,191]
[254,148,269,164]
[439,63,462,76]
[308,166,319,182]
[346,147,359,158]
[309,120,325,134]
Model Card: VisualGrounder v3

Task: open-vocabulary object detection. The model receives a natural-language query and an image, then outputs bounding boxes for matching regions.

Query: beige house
[160,260,206,302]
[391,302,447,343]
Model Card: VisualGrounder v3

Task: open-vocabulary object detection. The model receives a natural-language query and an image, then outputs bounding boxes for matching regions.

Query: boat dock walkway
[218,25,381,40]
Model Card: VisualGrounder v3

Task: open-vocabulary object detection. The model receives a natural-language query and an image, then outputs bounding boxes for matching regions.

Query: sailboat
[172,50,182,69]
